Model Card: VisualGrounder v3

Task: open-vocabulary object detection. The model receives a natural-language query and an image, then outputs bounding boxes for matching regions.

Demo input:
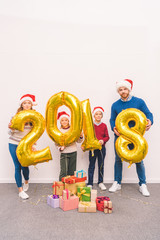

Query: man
[109,79,153,196]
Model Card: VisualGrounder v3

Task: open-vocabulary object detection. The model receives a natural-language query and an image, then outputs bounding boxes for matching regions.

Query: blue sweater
[110,96,153,131]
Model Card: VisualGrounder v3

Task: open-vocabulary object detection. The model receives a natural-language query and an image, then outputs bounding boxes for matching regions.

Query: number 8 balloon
[115,108,148,166]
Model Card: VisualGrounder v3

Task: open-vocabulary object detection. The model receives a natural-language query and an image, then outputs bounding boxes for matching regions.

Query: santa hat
[116,79,133,92]
[92,106,104,115]
[57,111,70,121]
[19,94,37,106]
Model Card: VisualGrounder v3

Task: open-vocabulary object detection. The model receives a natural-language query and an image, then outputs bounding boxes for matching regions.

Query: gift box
[91,189,97,202]
[74,170,86,178]
[77,187,91,202]
[78,201,96,213]
[62,189,71,200]
[96,196,110,212]
[62,175,87,184]
[60,195,79,211]
[47,195,59,208]
[52,181,64,196]
[65,182,86,195]
[104,200,113,214]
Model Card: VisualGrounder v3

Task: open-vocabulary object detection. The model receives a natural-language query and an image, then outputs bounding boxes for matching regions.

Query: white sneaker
[87,185,93,189]
[23,183,29,192]
[19,191,29,199]
[109,181,121,192]
[139,184,150,197]
[99,183,107,191]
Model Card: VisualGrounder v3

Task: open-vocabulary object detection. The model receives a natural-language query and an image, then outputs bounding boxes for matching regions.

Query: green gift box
[77,187,91,202]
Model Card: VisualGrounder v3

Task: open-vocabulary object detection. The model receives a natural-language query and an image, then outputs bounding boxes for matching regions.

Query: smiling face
[94,111,103,123]
[60,117,70,128]
[118,87,130,101]
[21,100,32,110]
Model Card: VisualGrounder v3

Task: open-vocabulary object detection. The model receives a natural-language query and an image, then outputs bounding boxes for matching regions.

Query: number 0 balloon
[115,108,148,166]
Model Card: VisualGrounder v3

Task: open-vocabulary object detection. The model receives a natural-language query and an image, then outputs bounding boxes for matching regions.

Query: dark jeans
[9,143,29,188]
[88,146,106,185]
[59,151,77,181]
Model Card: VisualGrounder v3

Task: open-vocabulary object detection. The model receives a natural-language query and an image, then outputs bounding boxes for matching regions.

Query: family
[8,79,153,199]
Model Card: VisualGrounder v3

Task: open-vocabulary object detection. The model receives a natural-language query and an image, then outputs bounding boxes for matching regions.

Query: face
[60,117,69,128]
[94,111,103,122]
[118,87,130,100]
[22,100,32,110]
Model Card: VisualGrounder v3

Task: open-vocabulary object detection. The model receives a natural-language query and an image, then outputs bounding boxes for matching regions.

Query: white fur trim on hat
[92,107,104,115]
[116,80,132,92]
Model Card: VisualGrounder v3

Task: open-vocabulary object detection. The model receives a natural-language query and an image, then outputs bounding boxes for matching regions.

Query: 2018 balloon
[115,108,148,166]
[81,99,102,152]
[46,91,83,146]
[11,110,52,167]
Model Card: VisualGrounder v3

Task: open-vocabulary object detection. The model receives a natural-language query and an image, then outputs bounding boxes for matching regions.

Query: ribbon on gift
[76,170,86,178]
[52,182,64,195]
[63,189,70,200]
[80,202,92,212]
[77,189,90,201]
[61,176,71,183]
[52,195,59,199]
[96,196,110,212]
[104,200,112,213]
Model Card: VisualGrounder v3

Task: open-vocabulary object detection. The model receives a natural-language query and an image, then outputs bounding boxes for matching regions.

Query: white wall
[0,0,160,183]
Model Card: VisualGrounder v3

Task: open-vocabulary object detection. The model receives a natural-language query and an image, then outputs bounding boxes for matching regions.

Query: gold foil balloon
[11,110,52,167]
[46,92,83,146]
[81,99,102,152]
[115,108,148,166]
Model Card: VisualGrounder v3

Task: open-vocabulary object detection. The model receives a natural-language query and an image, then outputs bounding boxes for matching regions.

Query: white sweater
[8,124,32,145]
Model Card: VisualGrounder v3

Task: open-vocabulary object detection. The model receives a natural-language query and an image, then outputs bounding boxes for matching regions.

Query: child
[8,94,37,199]
[57,111,83,181]
[87,107,110,190]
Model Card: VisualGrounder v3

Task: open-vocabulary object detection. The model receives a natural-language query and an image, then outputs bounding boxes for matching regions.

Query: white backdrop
[0,0,160,184]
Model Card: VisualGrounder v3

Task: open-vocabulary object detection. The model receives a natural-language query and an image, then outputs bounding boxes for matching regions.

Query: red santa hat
[92,106,104,115]
[57,111,70,121]
[19,94,37,106]
[116,79,133,92]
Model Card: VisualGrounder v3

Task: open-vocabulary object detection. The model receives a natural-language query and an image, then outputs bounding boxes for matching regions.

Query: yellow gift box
[65,182,86,195]
[78,201,96,213]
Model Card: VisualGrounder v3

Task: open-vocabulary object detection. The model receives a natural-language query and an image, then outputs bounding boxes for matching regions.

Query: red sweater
[94,122,110,146]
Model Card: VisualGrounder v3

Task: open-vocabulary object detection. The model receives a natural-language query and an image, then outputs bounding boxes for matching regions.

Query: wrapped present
[65,182,86,195]
[52,181,64,196]
[104,200,113,214]
[91,189,97,202]
[74,170,86,178]
[96,196,110,212]
[60,195,79,211]
[62,175,87,184]
[62,189,71,200]
[77,187,91,202]
[47,195,59,208]
[78,201,96,213]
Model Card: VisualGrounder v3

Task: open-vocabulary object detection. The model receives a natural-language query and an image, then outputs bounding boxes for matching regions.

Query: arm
[110,104,120,136]
[140,99,153,131]
[102,125,110,144]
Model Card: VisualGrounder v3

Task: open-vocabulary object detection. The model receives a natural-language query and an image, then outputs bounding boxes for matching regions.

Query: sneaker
[87,185,93,189]
[23,183,29,192]
[19,191,29,200]
[99,183,107,191]
[109,181,121,192]
[139,184,150,197]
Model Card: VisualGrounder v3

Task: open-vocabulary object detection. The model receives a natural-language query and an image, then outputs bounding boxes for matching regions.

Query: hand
[8,122,14,130]
[113,127,120,136]
[81,145,84,151]
[80,132,83,138]
[146,119,152,131]
[59,146,65,151]
[99,140,104,145]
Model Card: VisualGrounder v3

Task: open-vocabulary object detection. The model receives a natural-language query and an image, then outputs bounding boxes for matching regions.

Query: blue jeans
[88,146,106,185]
[9,143,29,188]
[114,136,146,186]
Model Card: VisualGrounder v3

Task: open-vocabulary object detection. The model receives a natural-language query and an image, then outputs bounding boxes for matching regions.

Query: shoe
[19,191,29,199]
[109,181,121,192]
[99,183,107,191]
[23,183,29,192]
[139,184,150,197]
[87,185,93,189]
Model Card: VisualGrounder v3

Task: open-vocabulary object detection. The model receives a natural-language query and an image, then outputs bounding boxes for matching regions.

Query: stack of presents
[47,170,113,213]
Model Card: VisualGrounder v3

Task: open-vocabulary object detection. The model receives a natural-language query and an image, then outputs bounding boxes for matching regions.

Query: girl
[87,107,110,190]
[8,94,37,199]
[57,111,83,181]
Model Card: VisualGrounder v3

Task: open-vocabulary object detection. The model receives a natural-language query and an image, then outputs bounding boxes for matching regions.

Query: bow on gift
[61,176,71,183]
[76,170,86,178]
[80,202,92,212]
[52,195,59,199]
[52,182,64,195]
[78,189,90,201]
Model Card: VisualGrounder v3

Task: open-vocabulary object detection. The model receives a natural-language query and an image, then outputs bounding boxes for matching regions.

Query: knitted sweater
[8,124,32,145]
[94,122,110,146]
[110,96,153,131]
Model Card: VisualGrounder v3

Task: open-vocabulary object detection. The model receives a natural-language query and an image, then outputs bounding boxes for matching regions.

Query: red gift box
[61,175,87,184]
[96,196,110,212]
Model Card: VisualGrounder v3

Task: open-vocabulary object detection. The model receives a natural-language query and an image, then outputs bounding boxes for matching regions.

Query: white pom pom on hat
[116,79,133,92]
[19,94,37,106]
